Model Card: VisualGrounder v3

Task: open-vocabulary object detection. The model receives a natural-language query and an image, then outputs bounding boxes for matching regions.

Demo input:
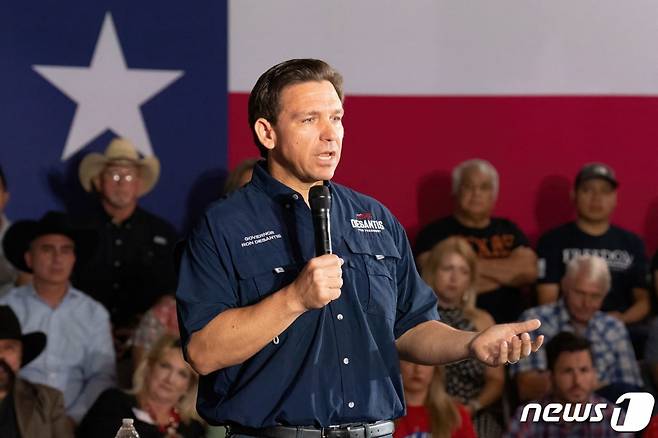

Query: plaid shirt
[505,395,633,437]
[510,300,643,387]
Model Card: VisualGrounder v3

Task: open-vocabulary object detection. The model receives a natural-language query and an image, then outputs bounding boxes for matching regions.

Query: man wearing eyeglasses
[75,138,178,370]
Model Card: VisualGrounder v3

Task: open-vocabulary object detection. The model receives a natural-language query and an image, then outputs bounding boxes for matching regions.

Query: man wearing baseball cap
[536,163,650,328]
[0,305,73,437]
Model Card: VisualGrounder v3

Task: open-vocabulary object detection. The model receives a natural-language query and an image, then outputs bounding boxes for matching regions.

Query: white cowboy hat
[78,138,161,196]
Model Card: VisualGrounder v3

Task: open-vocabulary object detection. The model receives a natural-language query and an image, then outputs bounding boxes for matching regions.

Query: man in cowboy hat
[0,211,116,424]
[0,164,17,291]
[0,305,74,438]
[76,137,178,359]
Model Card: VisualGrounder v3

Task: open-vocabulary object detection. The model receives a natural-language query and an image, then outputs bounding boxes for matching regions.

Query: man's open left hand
[469,319,544,367]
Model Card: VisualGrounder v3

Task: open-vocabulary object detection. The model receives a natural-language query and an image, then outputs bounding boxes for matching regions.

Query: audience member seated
[510,255,643,403]
[645,317,658,392]
[505,332,631,437]
[132,294,178,368]
[415,158,537,323]
[78,334,205,438]
[420,236,504,437]
[536,163,650,329]
[0,165,17,289]
[75,137,178,357]
[223,158,259,195]
[0,305,73,438]
[396,360,476,438]
[0,212,116,424]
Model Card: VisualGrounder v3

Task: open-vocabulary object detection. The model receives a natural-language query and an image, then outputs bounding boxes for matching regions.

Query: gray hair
[451,159,499,197]
[562,255,611,294]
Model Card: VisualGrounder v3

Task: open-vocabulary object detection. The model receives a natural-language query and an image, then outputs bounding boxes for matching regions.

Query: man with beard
[505,332,631,437]
[0,305,73,438]
[510,255,643,403]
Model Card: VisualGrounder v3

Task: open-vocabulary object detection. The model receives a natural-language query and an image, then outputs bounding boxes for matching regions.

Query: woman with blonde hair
[421,236,505,437]
[78,334,205,438]
[395,361,476,438]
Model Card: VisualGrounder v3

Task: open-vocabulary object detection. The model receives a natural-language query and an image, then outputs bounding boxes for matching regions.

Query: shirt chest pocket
[343,233,401,321]
[235,261,303,307]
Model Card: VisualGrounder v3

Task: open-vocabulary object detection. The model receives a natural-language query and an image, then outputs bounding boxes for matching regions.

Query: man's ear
[254,118,277,152]
[24,251,33,271]
[0,190,9,211]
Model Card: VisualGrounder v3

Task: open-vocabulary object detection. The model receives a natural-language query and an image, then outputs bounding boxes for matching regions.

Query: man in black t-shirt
[415,159,537,323]
[536,163,650,326]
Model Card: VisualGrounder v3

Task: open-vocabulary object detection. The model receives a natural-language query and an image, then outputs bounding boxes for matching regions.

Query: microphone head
[309,185,331,211]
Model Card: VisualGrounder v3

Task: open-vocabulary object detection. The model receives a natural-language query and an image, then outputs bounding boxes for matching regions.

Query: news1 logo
[520,392,655,432]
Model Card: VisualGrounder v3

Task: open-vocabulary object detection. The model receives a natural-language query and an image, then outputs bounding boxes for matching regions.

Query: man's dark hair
[546,331,592,371]
[0,164,6,191]
[248,59,344,158]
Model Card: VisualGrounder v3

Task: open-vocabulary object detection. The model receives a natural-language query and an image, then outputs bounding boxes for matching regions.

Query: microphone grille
[309,185,331,210]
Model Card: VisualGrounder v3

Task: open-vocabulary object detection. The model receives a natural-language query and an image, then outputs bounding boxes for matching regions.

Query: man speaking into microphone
[176,59,543,436]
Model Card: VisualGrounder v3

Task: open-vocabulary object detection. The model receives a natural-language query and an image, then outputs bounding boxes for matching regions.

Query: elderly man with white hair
[415,159,537,323]
[509,255,643,403]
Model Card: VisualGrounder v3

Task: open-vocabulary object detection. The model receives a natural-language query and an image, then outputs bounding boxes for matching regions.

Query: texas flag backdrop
[3,1,658,251]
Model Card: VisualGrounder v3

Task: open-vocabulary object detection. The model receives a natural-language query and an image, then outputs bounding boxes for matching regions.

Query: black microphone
[309,184,332,256]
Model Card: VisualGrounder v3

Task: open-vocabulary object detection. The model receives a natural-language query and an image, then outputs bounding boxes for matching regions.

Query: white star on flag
[33,13,184,160]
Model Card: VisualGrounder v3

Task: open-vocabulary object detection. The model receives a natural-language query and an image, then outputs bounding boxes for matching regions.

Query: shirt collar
[98,204,141,226]
[250,160,334,202]
[25,283,78,306]
[557,298,596,331]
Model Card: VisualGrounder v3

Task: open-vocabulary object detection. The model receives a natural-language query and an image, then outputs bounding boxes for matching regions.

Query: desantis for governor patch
[351,212,385,233]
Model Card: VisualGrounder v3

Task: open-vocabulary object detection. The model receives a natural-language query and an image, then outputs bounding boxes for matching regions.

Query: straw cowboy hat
[78,137,161,196]
[0,306,46,366]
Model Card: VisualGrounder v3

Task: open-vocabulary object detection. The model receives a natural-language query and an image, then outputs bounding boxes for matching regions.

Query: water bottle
[114,418,140,438]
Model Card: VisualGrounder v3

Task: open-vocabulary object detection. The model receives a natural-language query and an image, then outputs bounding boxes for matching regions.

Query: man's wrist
[280,283,306,316]
[466,330,480,360]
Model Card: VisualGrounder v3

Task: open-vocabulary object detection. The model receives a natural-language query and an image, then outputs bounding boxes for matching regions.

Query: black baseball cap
[575,163,618,189]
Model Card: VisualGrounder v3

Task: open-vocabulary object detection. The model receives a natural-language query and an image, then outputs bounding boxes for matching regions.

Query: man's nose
[320,119,339,142]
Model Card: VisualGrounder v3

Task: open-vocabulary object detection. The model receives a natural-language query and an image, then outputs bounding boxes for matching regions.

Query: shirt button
[113,283,119,290]
[115,239,123,246]
[113,260,121,267]
[292,194,299,200]
[285,204,291,209]
[348,402,355,409]
[343,357,349,365]
[336,314,344,320]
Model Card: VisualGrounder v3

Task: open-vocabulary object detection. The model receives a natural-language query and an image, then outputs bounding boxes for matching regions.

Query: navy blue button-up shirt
[177,163,439,427]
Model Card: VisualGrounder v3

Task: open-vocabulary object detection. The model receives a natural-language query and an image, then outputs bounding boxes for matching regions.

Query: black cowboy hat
[2,211,97,273]
[0,306,46,367]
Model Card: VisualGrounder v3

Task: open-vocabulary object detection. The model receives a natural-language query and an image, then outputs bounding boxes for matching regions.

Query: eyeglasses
[103,170,137,183]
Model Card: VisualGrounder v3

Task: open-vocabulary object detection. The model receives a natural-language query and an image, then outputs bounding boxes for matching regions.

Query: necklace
[143,402,181,436]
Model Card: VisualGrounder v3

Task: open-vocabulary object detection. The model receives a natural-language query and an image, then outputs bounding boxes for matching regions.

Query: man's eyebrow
[291,110,320,118]
[290,108,344,118]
